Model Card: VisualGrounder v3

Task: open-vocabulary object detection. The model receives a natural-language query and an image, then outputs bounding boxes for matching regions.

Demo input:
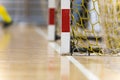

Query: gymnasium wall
[0,0,48,25]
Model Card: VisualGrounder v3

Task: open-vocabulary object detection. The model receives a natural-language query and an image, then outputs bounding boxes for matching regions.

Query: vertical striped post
[48,0,56,41]
[61,0,70,54]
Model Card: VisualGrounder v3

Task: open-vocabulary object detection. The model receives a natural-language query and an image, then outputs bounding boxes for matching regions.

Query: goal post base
[48,25,55,41]
[61,32,70,54]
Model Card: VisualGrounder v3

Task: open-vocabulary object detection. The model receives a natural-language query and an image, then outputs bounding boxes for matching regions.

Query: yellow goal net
[71,0,120,55]
[55,0,120,55]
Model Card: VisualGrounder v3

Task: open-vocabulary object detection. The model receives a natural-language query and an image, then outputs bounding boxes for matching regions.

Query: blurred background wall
[0,0,48,25]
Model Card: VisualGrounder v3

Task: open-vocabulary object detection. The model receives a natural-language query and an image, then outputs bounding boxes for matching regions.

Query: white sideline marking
[49,42,60,53]
[35,27,100,80]
[35,27,47,40]
[66,56,99,80]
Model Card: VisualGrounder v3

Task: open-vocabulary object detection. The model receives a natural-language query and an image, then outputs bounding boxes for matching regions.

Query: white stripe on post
[61,0,70,54]
[48,0,56,41]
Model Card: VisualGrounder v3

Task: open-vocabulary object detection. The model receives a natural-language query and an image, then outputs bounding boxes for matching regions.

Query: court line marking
[35,27,100,80]
[35,27,48,40]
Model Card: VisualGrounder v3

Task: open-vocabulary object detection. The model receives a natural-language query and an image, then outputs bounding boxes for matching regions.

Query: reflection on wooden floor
[0,25,120,80]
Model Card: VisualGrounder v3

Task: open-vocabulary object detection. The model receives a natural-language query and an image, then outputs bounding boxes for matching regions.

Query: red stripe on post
[49,8,55,25]
[62,9,70,32]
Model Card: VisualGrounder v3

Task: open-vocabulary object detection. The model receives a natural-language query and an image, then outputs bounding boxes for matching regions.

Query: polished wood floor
[0,25,120,80]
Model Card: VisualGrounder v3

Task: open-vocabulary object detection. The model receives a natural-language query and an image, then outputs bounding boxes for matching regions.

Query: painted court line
[35,27,48,40]
[35,27,100,80]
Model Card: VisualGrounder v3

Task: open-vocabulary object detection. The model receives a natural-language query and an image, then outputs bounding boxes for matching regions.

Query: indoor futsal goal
[48,0,120,56]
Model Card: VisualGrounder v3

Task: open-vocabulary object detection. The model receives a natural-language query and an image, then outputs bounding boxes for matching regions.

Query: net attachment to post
[54,0,120,55]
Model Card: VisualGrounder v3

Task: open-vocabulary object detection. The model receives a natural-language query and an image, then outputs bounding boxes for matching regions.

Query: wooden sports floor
[0,24,120,80]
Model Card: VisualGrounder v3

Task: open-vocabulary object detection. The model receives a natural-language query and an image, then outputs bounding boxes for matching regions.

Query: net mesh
[71,0,120,55]
[55,0,120,55]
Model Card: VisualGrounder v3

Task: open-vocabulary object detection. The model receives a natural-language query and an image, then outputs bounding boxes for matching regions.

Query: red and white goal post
[48,0,56,41]
[48,0,101,55]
